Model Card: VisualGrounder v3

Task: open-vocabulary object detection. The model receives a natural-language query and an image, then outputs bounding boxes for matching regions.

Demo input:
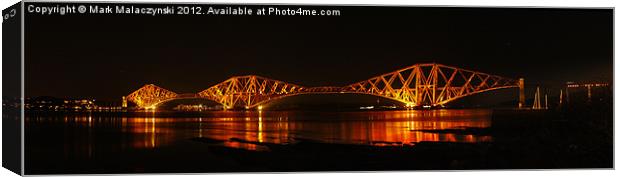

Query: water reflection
[26,109,492,152]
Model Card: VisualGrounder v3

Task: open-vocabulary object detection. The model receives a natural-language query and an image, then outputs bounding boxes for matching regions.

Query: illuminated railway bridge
[125,63,525,110]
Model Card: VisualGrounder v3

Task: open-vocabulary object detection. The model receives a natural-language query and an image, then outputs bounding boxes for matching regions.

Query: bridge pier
[519,78,525,108]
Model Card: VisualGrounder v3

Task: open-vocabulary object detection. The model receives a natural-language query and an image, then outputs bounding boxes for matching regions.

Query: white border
[1,0,617,177]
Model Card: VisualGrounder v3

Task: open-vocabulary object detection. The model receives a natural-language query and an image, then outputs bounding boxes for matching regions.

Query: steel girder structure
[126,84,178,109]
[342,63,519,107]
[125,63,520,109]
[197,75,308,109]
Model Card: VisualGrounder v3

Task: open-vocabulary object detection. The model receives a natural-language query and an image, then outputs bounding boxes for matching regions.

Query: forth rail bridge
[125,63,526,110]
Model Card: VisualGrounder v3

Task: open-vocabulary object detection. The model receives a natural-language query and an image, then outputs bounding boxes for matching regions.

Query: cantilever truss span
[126,63,521,109]
[197,75,307,109]
[126,84,178,109]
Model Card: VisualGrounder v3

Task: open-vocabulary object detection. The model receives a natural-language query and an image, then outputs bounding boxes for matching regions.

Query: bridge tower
[533,86,542,109]
[559,89,563,107]
[122,96,127,108]
[518,78,525,108]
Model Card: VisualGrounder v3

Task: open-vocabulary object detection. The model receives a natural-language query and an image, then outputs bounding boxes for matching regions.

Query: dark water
[25,109,493,173]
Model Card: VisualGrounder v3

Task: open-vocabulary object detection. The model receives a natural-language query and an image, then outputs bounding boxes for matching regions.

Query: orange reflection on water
[194,109,493,149]
[121,117,200,149]
[123,117,157,148]
[201,111,291,151]
[26,109,494,152]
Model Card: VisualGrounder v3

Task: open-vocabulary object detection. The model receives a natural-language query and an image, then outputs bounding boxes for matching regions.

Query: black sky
[25,4,613,102]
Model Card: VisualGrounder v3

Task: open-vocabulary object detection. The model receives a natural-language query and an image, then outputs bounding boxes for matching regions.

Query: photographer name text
[26,4,341,16]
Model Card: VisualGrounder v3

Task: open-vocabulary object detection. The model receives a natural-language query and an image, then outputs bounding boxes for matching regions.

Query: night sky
[25,4,613,102]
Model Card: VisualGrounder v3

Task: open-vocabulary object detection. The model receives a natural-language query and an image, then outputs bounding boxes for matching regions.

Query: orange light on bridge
[405,103,415,108]
[126,63,521,110]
